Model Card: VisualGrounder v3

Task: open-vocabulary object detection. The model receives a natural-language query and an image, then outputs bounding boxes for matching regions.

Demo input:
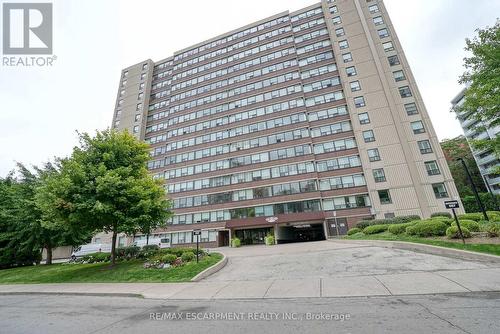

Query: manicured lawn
[346,232,500,256]
[0,253,223,284]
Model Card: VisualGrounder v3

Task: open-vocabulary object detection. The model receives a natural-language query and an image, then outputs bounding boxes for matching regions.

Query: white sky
[1,0,498,176]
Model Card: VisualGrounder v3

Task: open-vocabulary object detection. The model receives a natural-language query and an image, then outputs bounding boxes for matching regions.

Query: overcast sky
[0,0,498,176]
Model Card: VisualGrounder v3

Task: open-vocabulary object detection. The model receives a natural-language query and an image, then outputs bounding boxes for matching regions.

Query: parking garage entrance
[275,223,326,244]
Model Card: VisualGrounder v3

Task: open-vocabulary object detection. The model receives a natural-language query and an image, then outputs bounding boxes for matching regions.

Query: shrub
[142,245,159,252]
[453,220,480,232]
[405,220,447,237]
[458,213,483,222]
[446,226,471,239]
[485,223,500,237]
[363,224,389,235]
[462,193,500,213]
[431,212,451,219]
[431,217,453,226]
[81,252,111,263]
[347,228,361,235]
[392,215,421,224]
[138,246,160,259]
[161,247,202,257]
[231,238,241,247]
[265,235,275,245]
[115,246,140,260]
[181,251,196,262]
[355,220,371,229]
[160,254,177,265]
[388,222,414,235]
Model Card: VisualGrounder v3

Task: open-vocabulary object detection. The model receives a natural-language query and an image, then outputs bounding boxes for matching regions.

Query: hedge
[363,224,389,235]
[181,251,196,262]
[405,220,448,237]
[387,222,416,235]
[452,220,480,232]
[347,228,362,236]
[431,212,452,219]
[446,226,471,239]
[458,213,484,222]
[355,215,421,229]
[485,223,500,237]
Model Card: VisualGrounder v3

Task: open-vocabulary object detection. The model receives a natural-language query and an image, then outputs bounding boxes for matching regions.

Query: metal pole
[196,234,199,263]
[457,158,489,221]
[482,174,499,211]
[451,208,465,245]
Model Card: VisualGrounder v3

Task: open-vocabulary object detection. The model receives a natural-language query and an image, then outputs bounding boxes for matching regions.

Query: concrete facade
[104,0,461,248]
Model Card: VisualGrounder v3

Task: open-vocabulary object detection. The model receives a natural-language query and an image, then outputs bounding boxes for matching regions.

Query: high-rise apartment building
[109,0,461,247]
[452,89,500,194]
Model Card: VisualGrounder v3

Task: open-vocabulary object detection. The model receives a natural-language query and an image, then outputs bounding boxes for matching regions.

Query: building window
[368,148,380,162]
[354,96,366,108]
[136,103,142,111]
[369,4,379,13]
[411,121,425,134]
[119,89,125,97]
[399,86,412,98]
[350,81,361,92]
[342,52,353,62]
[332,16,342,25]
[373,168,386,182]
[404,102,418,115]
[393,70,405,82]
[139,82,145,90]
[378,190,392,204]
[335,27,345,37]
[339,40,349,49]
[121,80,127,87]
[363,130,375,142]
[330,5,338,13]
[346,66,357,76]
[133,125,139,133]
[432,183,449,198]
[382,41,394,52]
[378,28,389,38]
[138,92,144,100]
[114,120,120,128]
[142,63,148,70]
[358,112,370,124]
[425,161,441,176]
[118,99,123,106]
[418,140,433,154]
[373,16,384,25]
[141,73,146,80]
[388,55,400,66]
[123,70,128,77]
[134,114,141,122]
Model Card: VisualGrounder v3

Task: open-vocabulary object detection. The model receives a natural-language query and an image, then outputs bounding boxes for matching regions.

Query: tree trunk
[46,245,53,265]
[111,229,117,266]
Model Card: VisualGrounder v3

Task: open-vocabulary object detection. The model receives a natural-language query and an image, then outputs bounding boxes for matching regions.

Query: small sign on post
[193,229,201,263]
[444,200,465,244]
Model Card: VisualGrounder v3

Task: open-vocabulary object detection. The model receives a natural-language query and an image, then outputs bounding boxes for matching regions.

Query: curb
[0,291,144,298]
[190,252,227,282]
[334,239,500,263]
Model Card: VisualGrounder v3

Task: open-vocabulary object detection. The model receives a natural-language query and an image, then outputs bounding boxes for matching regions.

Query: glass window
[411,121,425,134]
[382,41,394,52]
[425,161,441,176]
[346,66,357,77]
[378,189,391,204]
[368,148,380,162]
[373,16,384,25]
[332,16,342,25]
[335,27,345,36]
[350,81,361,92]
[404,102,418,115]
[378,28,389,38]
[369,4,379,13]
[399,86,412,98]
[354,96,366,108]
[133,125,139,133]
[363,130,375,142]
[432,183,448,198]
[388,55,400,66]
[373,168,386,182]
[342,52,353,62]
[339,40,349,49]
[418,140,433,154]
[358,112,370,124]
[393,70,405,82]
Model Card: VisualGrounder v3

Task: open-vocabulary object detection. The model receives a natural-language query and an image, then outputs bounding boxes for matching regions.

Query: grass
[346,232,500,256]
[0,253,223,284]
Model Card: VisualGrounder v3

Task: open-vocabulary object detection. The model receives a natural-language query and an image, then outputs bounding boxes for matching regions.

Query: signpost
[193,229,201,263]
[445,200,465,244]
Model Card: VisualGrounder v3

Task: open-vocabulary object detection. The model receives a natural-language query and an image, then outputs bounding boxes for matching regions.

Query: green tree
[39,130,172,265]
[456,20,500,173]
[440,135,487,198]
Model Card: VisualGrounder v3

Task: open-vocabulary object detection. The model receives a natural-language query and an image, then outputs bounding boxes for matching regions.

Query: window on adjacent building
[369,4,379,13]
[393,70,405,82]
[339,40,349,49]
[136,103,142,111]
[425,161,441,176]
[432,183,449,198]
[368,148,380,162]
[114,120,120,128]
[373,16,384,25]
[139,82,145,90]
[411,120,425,134]
[332,16,342,25]
[418,140,433,154]
[350,81,361,92]
[354,96,366,108]
[346,66,357,76]
[383,41,394,52]
[140,73,146,80]
[399,86,412,98]
[404,102,418,115]
[123,70,128,77]
[388,55,400,66]
[363,130,375,142]
[342,52,353,62]
[119,89,125,96]
[335,27,345,37]
[138,92,144,100]
[378,190,392,204]
[373,168,386,182]
[142,63,148,70]
[358,112,370,124]
[118,99,123,106]
[134,114,141,122]
[378,28,389,38]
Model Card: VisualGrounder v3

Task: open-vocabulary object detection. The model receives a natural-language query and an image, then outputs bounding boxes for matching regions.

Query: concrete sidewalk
[1,266,500,299]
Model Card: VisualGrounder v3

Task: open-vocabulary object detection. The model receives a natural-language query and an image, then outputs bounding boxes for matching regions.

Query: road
[1,292,500,333]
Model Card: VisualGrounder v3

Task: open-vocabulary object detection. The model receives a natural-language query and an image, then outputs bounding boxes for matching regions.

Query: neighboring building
[103,0,461,247]
[451,88,500,195]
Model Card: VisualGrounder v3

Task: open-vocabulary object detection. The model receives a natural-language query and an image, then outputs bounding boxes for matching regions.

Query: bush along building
[104,0,462,247]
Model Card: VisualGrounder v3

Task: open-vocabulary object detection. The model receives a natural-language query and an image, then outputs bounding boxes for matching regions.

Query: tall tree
[39,130,172,265]
[441,136,487,198]
[456,20,500,174]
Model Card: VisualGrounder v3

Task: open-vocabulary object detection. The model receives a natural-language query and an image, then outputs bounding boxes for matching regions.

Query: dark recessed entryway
[276,223,325,244]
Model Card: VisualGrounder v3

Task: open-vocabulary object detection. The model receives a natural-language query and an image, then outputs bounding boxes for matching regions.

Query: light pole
[457,157,489,221]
